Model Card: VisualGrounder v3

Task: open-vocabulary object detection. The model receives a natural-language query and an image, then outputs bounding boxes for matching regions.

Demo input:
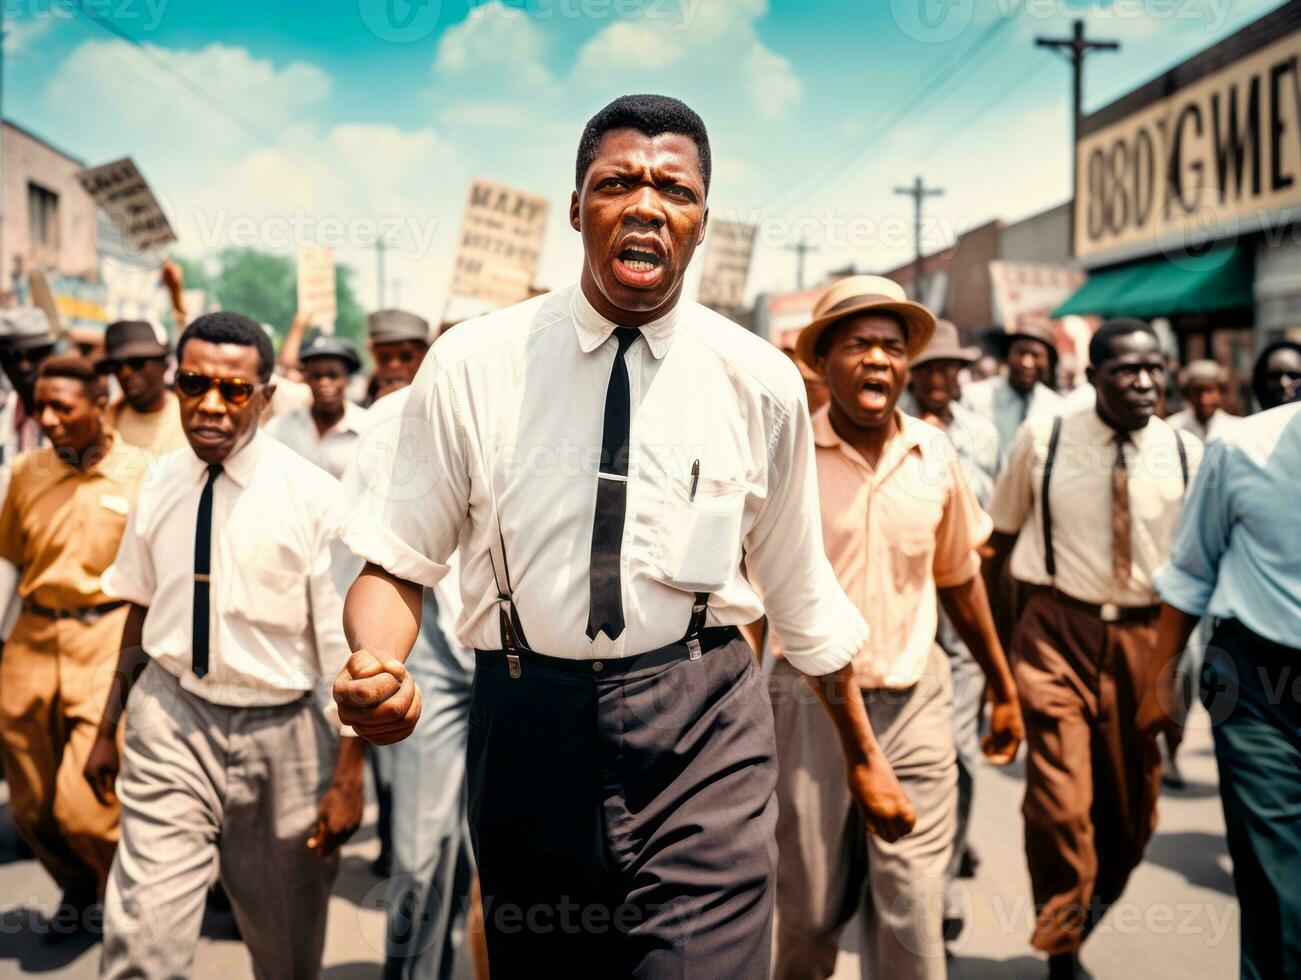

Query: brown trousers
[1012,589,1161,955]
[0,607,124,897]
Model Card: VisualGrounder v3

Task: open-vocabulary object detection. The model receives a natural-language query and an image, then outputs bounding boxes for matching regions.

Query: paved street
[0,707,1236,979]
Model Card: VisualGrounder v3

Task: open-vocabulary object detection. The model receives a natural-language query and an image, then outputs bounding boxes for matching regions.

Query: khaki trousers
[771,647,957,980]
[1012,589,1161,955]
[0,607,125,897]
[101,661,340,980]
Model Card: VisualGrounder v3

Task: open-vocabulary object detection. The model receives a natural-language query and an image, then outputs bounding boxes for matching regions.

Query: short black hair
[575,94,711,195]
[1089,318,1158,368]
[38,353,107,399]
[177,312,275,383]
[814,309,909,361]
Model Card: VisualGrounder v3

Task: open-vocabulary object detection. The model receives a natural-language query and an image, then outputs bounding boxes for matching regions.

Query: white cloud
[5,16,52,57]
[433,2,554,89]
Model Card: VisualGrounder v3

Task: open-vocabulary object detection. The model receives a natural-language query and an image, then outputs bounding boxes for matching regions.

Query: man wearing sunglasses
[97,320,188,460]
[87,311,365,978]
[366,309,430,404]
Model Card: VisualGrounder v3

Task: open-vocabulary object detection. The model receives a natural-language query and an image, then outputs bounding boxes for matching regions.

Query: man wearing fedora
[266,334,369,481]
[900,319,1001,939]
[962,321,1064,464]
[98,320,188,460]
[770,276,1022,980]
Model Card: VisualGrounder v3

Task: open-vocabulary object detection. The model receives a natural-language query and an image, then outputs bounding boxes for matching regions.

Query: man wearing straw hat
[770,276,1023,980]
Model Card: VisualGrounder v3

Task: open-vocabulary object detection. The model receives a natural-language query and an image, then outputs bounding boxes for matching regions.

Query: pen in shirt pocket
[690,459,700,501]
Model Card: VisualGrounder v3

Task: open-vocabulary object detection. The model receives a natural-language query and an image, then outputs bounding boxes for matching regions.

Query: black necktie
[192,463,222,678]
[586,327,642,641]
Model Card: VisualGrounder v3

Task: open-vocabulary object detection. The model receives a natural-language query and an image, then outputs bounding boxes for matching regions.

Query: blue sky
[9,0,1286,316]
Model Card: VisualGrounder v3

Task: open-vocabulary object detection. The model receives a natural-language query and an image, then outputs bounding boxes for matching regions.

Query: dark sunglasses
[98,355,165,375]
[176,371,263,405]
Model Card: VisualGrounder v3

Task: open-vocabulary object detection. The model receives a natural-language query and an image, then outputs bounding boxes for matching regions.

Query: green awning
[1053,242,1253,319]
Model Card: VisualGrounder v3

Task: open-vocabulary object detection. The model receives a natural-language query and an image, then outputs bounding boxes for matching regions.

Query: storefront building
[1054,2,1301,395]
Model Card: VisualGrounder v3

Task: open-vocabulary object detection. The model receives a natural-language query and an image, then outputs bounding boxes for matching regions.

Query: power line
[909,58,1050,163]
[763,4,1024,218]
[66,0,274,146]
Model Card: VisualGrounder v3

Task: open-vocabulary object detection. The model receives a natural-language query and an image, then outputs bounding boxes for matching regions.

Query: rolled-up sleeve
[1155,440,1229,618]
[934,447,993,589]
[101,495,156,607]
[341,352,471,590]
[745,401,868,677]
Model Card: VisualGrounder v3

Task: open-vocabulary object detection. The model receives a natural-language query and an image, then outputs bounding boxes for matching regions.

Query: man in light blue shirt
[1148,400,1301,980]
[960,321,1063,465]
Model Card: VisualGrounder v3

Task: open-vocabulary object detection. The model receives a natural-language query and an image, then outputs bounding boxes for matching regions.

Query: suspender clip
[506,654,522,679]
[687,637,702,661]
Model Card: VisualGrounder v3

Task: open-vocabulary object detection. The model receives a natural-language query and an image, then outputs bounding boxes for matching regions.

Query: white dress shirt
[342,284,867,675]
[989,405,1204,607]
[1167,406,1237,445]
[103,433,352,720]
[266,399,370,480]
[961,374,1064,464]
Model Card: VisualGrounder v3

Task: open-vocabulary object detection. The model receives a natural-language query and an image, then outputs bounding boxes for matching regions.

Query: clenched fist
[333,650,422,745]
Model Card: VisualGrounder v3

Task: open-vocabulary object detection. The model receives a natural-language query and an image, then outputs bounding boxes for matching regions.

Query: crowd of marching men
[0,258,1297,980]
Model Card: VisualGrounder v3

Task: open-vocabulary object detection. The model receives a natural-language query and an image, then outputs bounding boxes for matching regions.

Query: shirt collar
[189,429,263,489]
[570,283,680,360]
[811,406,926,472]
[1086,405,1152,448]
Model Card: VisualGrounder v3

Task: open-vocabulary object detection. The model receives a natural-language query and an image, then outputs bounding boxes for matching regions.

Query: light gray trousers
[771,647,958,980]
[100,661,340,980]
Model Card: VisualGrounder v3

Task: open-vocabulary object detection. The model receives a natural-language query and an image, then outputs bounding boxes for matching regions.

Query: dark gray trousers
[467,636,776,979]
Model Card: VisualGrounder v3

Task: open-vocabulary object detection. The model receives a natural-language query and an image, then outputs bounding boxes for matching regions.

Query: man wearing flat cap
[1168,359,1236,445]
[962,321,1064,464]
[366,309,430,404]
[769,276,1022,980]
[266,334,369,481]
[900,318,1002,939]
[99,320,188,460]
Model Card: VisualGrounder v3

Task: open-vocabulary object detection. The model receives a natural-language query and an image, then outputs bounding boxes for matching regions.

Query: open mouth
[612,245,666,289]
[860,379,892,411]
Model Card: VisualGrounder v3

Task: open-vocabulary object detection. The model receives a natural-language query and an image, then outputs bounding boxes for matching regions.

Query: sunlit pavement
[1,707,1236,979]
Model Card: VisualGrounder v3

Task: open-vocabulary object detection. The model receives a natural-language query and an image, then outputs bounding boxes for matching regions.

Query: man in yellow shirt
[98,320,187,460]
[0,354,149,932]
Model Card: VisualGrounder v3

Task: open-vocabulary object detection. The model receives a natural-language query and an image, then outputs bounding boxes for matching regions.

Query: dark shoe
[371,852,393,879]
[1161,745,1186,789]
[41,888,96,944]
[942,914,964,943]
[1047,953,1092,980]
[958,845,980,878]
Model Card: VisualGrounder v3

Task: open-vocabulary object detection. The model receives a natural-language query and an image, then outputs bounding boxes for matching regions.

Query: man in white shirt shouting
[86,312,365,979]
[335,94,910,978]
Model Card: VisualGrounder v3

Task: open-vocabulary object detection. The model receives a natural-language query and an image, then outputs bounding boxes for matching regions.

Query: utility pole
[390,279,404,308]
[1036,19,1119,256]
[373,234,387,309]
[894,176,943,303]
[784,237,818,290]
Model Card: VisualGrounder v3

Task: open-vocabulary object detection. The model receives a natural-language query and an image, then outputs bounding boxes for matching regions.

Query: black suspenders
[1041,417,1188,581]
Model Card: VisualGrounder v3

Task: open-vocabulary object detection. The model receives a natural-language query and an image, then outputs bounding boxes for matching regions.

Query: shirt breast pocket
[223,556,310,637]
[651,471,748,594]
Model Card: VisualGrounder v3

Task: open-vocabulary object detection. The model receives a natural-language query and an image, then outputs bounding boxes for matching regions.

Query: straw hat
[796,275,936,367]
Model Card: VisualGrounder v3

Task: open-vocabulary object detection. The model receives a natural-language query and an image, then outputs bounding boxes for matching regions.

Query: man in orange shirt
[0,355,148,932]
[770,277,1023,980]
